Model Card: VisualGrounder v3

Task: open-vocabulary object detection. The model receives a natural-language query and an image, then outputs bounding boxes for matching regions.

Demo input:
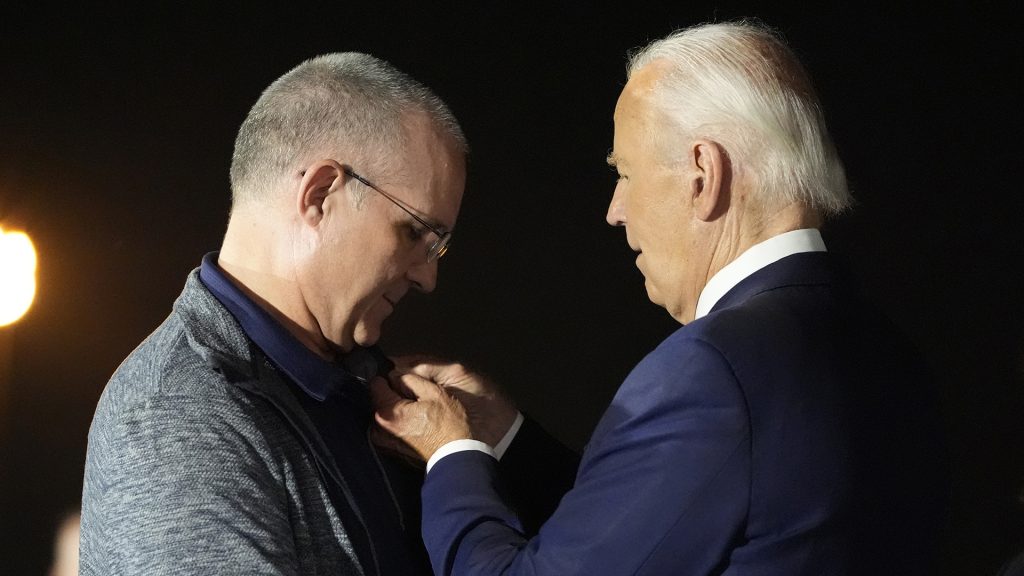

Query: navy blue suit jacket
[422,252,946,575]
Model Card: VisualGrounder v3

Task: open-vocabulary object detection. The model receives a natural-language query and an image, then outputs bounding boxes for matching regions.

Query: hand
[393,356,519,448]
[371,372,473,463]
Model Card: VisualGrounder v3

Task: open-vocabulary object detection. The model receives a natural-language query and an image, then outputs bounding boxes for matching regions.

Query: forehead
[612,61,676,166]
[388,117,466,226]
[616,59,671,117]
[390,113,464,174]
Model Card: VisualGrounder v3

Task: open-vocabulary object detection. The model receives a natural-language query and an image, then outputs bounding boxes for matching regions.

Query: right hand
[371,374,472,463]
[392,355,519,448]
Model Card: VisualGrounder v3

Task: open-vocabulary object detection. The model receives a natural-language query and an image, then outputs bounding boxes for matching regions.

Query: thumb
[370,376,405,416]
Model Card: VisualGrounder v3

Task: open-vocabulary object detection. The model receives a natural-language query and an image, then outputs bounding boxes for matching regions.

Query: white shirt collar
[693,228,826,320]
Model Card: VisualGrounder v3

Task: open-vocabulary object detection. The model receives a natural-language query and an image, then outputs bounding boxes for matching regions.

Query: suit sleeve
[497,416,581,535]
[421,338,751,576]
[81,392,300,576]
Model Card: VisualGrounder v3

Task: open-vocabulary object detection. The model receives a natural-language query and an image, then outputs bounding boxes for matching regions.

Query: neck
[218,212,338,360]
[703,202,819,302]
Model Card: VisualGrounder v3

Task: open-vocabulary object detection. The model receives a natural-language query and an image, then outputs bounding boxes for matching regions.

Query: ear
[688,139,729,222]
[296,160,345,227]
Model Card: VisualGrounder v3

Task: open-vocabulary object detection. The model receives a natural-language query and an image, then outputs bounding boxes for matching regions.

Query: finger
[369,424,425,465]
[407,360,470,383]
[369,421,403,451]
[391,354,437,371]
[386,370,418,398]
[370,377,406,416]
[391,371,443,401]
[442,385,472,406]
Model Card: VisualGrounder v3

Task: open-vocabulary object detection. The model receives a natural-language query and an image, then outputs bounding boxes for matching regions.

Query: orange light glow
[0,225,38,326]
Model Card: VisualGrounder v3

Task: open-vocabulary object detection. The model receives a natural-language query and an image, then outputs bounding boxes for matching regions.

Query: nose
[606,181,626,226]
[407,258,438,293]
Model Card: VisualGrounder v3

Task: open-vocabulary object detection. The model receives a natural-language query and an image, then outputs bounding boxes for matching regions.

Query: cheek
[641,232,693,298]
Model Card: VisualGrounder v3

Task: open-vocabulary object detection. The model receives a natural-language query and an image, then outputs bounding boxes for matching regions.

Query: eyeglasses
[342,166,452,262]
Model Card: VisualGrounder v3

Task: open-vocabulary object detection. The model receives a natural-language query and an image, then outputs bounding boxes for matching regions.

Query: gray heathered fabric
[81,269,368,575]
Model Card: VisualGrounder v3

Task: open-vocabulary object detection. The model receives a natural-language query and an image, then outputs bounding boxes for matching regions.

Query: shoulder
[620,284,839,406]
[83,324,299,542]
[614,326,747,418]
[686,272,854,367]
[637,307,775,381]
[88,309,290,474]
[98,313,248,414]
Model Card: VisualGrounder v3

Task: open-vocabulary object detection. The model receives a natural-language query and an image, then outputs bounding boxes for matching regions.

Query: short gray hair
[230,53,467,205]
[628,21,851,216]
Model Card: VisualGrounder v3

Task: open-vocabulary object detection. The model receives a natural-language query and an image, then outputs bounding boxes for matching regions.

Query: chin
[644,284,662,307]
[353,324,383,348]
[670,309,690,325]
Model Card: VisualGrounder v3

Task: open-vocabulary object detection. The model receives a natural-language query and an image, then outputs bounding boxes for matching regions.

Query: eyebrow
[345,167,452,233]
[403,210,449,234]
[606,152,618,167]
[424,218,450,234]
[396,201,450,235]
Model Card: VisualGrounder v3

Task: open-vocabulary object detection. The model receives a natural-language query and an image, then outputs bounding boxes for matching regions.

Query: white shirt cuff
[426,439,494,473]
[492,411,524,460]
[424,411,524,473]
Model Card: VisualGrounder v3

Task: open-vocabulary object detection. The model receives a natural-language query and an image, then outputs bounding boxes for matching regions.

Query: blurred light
[0,225,38,326]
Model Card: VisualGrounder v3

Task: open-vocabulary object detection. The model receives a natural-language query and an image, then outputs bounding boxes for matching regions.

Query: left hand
[371,371,473,462]
[393,355,518,448]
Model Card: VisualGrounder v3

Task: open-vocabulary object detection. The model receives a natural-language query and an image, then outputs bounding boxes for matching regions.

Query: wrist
[492,412,524,460]
[426,439,495,473]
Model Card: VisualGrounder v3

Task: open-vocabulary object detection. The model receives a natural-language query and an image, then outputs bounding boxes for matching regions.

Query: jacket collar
[696,229,826,319]
[171,268,359,494]
[709,251,842,315]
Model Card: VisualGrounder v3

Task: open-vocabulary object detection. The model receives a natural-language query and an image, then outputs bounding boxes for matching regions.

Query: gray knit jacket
[81,270,374,575]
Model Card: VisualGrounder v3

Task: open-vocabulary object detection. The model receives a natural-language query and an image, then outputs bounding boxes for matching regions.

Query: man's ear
[688,139,729,222]
[297,160,345,226]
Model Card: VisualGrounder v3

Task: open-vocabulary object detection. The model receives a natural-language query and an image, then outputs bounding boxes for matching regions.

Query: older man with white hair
[373,20,946,576]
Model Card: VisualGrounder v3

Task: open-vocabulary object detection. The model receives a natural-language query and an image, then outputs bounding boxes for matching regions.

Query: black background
[1,2,1021,575]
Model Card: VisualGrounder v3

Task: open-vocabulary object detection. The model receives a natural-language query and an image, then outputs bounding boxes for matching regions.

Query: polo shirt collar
[198,252,389,401]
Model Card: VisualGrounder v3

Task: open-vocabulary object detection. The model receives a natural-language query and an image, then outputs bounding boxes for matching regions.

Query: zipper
[366,428,406,531]
[239,369,382,576]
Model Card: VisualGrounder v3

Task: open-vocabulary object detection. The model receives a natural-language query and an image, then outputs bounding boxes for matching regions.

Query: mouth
[381,285,410,312]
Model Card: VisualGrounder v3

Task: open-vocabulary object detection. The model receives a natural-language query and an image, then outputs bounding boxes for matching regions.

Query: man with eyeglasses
[79,53,570,576]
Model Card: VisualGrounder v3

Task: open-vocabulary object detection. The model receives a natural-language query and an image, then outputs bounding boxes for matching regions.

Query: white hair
[230,53,467,205]
[628,21,851,215]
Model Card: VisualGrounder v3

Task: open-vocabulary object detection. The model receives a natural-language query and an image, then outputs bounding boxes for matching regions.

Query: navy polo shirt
[198,252,430,576]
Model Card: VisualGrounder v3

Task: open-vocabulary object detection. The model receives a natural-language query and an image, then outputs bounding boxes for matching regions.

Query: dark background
[1,2,1021,575]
